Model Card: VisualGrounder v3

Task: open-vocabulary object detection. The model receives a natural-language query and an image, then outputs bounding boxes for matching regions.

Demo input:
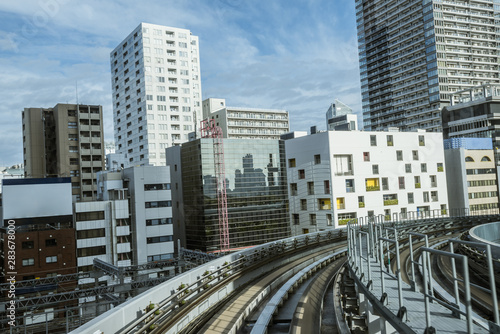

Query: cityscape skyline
[0,0,360,166]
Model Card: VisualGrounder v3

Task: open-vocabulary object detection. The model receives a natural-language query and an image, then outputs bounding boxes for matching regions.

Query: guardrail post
[463,256,473,334]
[486,244,500,325]
[358,231,364,281]
[422,250,433,331]
[379,238,386,305]
[408,234,416,291]
[393,229,405,319]
[449,241,461,314]
[424,235,434,300]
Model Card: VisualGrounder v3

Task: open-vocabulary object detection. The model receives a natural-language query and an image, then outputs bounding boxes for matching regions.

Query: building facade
[0,178,77,325]
[355,0,500,132]
[23,104,105,201]
[111,23,202,167]
[444,138,499,214]
[167,138,290,252]
[285,130,449,234]
[202,98,289,139]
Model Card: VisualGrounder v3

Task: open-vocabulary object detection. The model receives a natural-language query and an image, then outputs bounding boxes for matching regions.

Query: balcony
[116,226,130,236]
[117,243,131,253]
[366,185,380,192]
[415,183,421,188]
[384,199,399,206]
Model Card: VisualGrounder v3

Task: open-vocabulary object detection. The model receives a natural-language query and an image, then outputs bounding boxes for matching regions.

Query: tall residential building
[285,130,449,234]
[166,138,290,252]
[444,138,499,214]
[22,104,105,202]
[355,0,500,132]
[111,23,202,167]
[202,98,289,139]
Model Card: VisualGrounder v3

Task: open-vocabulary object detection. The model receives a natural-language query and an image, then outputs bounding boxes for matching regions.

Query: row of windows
[76,211,105,222]
[466,168,496,175]
[146,218,173,226]
[146,235,173,244]
[145,201,172,208]
[147,253,174,262]
[144,183,171,191]
[465,156,491,162]
[468,191,498,199]
[467,180,497,187]
[370,134,425,147]
[77,228,106,239]
[290,181,330,196]
[22,256,58,266]
[335,190,439,209]
[22,239,57,249]
[470,203,499,211]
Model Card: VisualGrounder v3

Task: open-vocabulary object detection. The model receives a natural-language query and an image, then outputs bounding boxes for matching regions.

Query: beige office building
[22,104,105,201]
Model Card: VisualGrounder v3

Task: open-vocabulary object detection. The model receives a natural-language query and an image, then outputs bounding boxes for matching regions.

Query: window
[292,214,300,225]
[288,158,296,167]
[298,169,305,179]
[408,193,414,204]
[372,164,379,174]
[405,164,412,173]
[22,258,34,266]
[76,211,105,221]
[421,163,427,173]
[346,179,355,192]
[290,183,298,196]
[414,176,421,188]
[147,253,173,262]
[396,150,403,161]
[419,135,425,146]
[465,156,474,162]
[77,229,105,239]
[437,163,443,172]
[307,182,314,195]
[382,177,389,190]
[423,192,430,203]
[310,214,317,225]
[337,197,345,209]
[146,218,173,226]
[412,150,419,160]
[318,199,331,210]
[370,135,377,146]
[326,214,332,226]
[358,196,365,208]
[324,180,330,194]
[481,156,491,162]
[431,191,438,201]
[145,201,172,208]
[301,199,307,210]
[363,152,370,161]
[46,256,57,263]
[147,235,173,244]
[22,241,34,249]
[144,183,171,191]
[399,176,405,189]
[314,154,321,164]
[334,155,353,175]
[387,135,393,146]
[383,194,398,205]
[46,239,57,247]
[366,178,380,191]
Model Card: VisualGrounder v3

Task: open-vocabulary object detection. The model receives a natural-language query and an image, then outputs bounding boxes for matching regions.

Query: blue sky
[0,0,360,167]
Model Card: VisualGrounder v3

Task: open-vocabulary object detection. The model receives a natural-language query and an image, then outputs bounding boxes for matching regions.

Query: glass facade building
[180,139,290,252]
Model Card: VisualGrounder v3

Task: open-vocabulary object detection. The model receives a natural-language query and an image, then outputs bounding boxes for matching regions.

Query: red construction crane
[200,119,230,252]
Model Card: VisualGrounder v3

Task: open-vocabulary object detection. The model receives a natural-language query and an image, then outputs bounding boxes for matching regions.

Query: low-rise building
[285,130,449,234]
[202,98,289,139]
[167,138,290,252]
[444,138,499,215]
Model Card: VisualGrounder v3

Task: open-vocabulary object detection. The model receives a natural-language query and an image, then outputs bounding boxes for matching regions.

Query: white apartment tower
[356,0,500,132]
[111,23,202,166]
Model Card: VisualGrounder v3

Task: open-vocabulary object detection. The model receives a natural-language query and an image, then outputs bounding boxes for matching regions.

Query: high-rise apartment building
[22,104,105,201]
[111,23,202,166]
[202,98,289,139]
[356,0,500,132]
